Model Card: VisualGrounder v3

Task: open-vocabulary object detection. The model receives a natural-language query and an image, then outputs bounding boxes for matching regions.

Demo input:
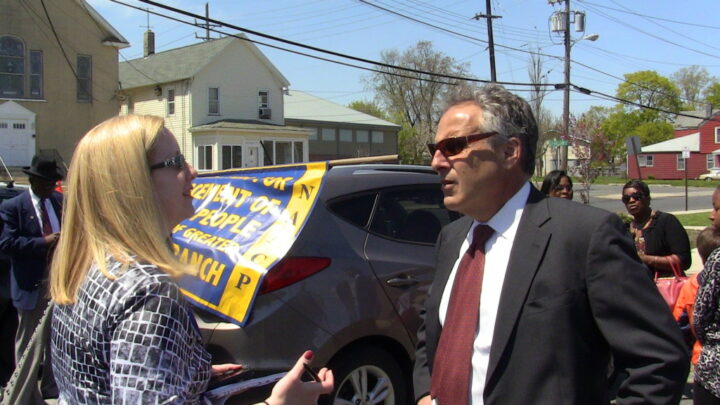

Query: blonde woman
[49,115,333,404]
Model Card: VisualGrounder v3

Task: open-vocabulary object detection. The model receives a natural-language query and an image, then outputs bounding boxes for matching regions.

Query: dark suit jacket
[0,190,62,310]
[413,187,689,405]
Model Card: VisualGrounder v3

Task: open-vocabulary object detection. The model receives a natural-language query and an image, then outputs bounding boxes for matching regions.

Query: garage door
[0,119,33,166]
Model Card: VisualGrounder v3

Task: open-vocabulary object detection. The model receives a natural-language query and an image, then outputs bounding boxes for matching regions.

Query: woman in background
[621,179,691,278]
[540,170,573,200]
[49,115,333,404]
[693,185,720,405]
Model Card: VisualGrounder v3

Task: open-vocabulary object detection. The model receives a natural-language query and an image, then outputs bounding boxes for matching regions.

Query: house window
[356,130,369,143]
[308,128,318,141]
[372,131,384,144]
[261,140,305,165]
[638,155,654,167]
[258,90,269,108]
[196,145,213,170]
[29,51,42,98]
[209,87,219,115]
[221,145,242,169]
[677,154,686,171]
[12,123,25,129]
[339,129,352,143]
[715,127,720,144]
[167,89,175,116]
[321,128,336,141]
[708,154,715,170]
[76,55,92,102]
[0,123,7,129]
[0,36,25,98]
[127,97,134,114]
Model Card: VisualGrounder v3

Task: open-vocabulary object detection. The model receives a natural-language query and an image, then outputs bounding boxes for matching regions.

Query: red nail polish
[304,350,313,360]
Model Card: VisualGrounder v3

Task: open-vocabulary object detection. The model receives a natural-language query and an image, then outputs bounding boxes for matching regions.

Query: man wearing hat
[0,155,63,403]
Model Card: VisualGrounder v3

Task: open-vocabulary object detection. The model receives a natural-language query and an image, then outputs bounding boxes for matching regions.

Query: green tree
[671,65,714,110]
[634,121,674,146]
[705,82,720,109]
[368,41,469,164]
[617,70,682,121]
[347,100,389,121]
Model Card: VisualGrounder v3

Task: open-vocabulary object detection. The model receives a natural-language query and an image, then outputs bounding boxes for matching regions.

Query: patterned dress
[694,247,720,399]
[51,259,212,404]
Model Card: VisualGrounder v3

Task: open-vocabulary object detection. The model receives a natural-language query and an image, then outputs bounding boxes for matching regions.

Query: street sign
[682,147,690,159]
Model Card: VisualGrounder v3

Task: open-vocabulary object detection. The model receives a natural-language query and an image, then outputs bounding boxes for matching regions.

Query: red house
[627,109,720,180]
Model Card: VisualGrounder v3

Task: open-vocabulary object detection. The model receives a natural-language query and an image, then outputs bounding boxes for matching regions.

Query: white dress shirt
[29,188,60,234]
[437,182,529,405]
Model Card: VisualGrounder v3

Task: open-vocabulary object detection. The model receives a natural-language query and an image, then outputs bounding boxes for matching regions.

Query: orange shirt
[672,274,700,364]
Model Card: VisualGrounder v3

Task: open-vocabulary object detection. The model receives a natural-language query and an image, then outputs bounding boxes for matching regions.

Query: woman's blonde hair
[50,114,189,304]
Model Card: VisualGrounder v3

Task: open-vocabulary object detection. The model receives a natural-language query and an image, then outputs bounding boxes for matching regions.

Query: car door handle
[386,276,419,287]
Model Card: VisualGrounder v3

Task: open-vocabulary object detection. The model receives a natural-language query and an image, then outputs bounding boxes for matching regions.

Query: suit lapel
[22,191,42,236]
[485,188,551,385]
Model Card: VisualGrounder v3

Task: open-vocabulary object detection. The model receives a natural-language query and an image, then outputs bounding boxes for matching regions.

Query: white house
[119,34,312,170]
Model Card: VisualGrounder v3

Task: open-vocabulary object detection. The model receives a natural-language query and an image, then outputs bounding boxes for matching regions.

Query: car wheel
[706,177,713,182]
[320,346,407,405]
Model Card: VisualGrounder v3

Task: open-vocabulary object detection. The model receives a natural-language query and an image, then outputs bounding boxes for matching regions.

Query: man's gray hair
[445,84,538,175]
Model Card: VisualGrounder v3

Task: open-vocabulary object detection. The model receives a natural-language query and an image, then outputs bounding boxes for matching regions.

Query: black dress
[634,211,691,277]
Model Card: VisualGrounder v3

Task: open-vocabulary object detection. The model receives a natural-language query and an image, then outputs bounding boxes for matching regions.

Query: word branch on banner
[171,162,327,326]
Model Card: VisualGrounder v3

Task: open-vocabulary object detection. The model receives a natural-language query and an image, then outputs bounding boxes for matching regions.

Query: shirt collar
[475,182,530,239]
[29,187,43,204]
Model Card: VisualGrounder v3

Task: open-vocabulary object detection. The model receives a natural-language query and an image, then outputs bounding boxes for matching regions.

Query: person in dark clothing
[622,179,691,277]
[540,169,573,200]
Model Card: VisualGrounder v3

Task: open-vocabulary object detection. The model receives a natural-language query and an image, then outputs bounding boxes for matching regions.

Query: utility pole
[549,0,597,171]
[473,2,502,82]
[561,0,571,171]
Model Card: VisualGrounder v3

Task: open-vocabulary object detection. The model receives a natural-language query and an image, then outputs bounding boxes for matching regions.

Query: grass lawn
[674,211,712,227]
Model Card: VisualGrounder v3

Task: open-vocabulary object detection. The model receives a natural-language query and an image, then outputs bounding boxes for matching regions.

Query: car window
[327,193,377,228]
[370,187,459,244]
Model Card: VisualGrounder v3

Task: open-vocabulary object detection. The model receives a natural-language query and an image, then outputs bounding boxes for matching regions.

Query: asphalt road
[571,183,716,215]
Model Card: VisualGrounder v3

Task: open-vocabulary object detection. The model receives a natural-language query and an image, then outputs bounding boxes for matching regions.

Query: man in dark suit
[0,155,63,403]
[413,85,689,405]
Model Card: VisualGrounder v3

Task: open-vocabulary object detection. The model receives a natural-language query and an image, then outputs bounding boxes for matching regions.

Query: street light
[559,30,599,171]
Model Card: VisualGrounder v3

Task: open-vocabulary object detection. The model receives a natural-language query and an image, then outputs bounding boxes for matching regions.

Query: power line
[578,0,720,31]
[115,0,555,88]
[39,0,96,102]
[112,0,458,86]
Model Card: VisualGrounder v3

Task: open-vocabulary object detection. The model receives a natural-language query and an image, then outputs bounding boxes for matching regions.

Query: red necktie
[431,224,494,405]
[39,198,53,236]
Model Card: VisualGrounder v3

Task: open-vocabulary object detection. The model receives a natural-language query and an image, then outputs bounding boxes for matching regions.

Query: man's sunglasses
[427,132,499,157]
[150,154,186,171]
[621,192,645,204]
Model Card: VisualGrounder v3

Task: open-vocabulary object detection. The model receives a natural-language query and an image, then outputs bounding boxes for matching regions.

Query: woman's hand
[265,351,334,405]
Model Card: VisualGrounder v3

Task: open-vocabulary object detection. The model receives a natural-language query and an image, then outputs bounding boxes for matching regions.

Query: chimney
[144,29,155,57]
[707,103,714,118]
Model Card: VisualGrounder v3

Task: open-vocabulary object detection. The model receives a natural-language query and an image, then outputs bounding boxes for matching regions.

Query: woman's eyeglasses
[553,185,572,192]
[427,132,499,157]
[150,154,186,171]
[621,192,645,204]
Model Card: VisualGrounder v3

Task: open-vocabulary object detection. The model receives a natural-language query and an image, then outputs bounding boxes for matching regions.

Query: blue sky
[89,0,720,118]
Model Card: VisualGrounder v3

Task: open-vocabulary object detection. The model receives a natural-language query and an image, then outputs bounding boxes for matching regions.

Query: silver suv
[195,164,459,404]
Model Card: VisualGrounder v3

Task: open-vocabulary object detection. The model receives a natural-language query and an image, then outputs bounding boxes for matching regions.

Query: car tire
[706,177,713,182]
[319,346,408,405]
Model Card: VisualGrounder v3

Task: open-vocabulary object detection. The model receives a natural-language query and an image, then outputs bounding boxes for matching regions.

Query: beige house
[119,34,313,171]
[0,0,128,166]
